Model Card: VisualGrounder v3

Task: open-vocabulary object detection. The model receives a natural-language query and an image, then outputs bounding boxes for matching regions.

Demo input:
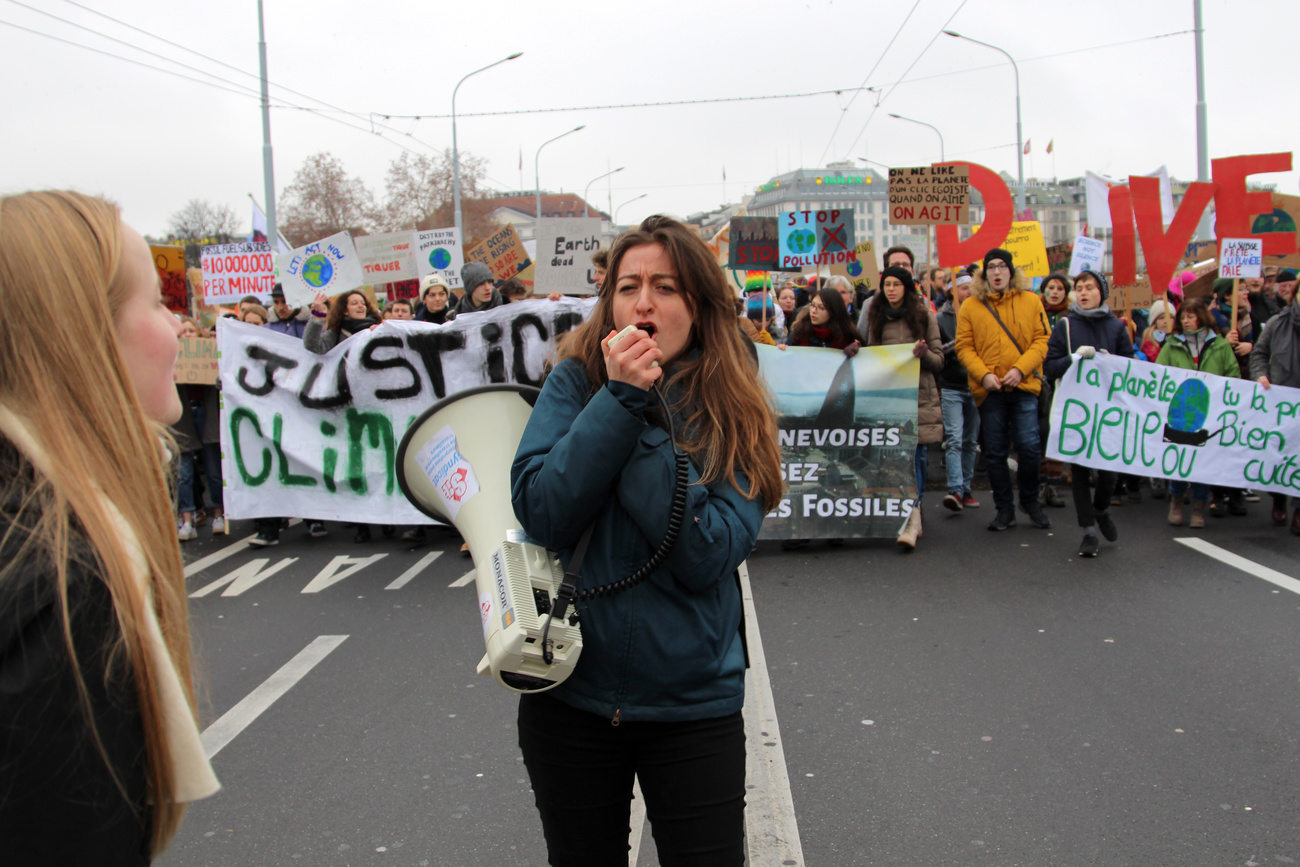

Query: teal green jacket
[1155,331,1240,378]
[511,358,762,722]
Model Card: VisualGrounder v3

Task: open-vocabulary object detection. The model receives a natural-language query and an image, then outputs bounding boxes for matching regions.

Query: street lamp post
[888,113,945,162]
[943,31,1024,213]
[584,167,624,218]
[453,52,523,236]
[614,194,647,226]
[535,126,586,229]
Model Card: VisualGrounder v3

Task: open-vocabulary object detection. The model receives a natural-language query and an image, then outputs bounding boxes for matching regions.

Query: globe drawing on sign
[846,261,863,278]
[1163,378,1213,446]
[787,229,817,255]
[429,247,452,270]
[1251,208,1297,236]
[301,254,334,289]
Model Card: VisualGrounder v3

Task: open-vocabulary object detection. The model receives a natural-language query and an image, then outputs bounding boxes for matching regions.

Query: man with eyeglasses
[955,248,1053,531]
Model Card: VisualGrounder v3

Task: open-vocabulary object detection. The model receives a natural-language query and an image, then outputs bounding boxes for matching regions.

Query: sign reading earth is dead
[277,231,367,309]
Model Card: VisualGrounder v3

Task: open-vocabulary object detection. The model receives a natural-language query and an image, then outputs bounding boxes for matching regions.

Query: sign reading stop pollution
[151,245,188,314]
[356,231,418,282]
[415,227,464,289]
[887,165,970,226]
[200,241,275,304]
[277,231,366,309]
[778,209,856,269]
[464,224,532,285]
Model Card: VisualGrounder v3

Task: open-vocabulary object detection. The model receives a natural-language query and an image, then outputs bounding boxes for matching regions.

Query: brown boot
[1189,499,1206,529]
[1168,496,1185,526]
[896,508,921,550]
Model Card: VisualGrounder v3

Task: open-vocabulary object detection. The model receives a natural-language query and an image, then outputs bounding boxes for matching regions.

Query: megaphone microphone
[396,384,582,694]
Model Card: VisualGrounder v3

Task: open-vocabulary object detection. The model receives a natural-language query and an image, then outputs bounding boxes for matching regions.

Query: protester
[304,288,380,354]
[1043,270,1133,557]
[240,302,268,327]
[265,284,308,338]
[865,267,943,550]
[1156,296,1239,527]
[826,274,858,319]
[1210,278,1256,378]
[776,285,798,332]
[1036,271,1073,507]
[415,274,452,324]
[1250,285,1300,534]
[1275,269,1297,306]
[1245,275,1280,329]
[387,298,414,320]
[590,247,608,290]
[883,245,915,274]
[937,272,981,511]
[1139,297,1177,362]
[449,261,506,319]
[928,267,952,306]
[781,288,862,353]
[1039,272,1072,332]
[739,273,783,345]
[0,190,218,861]
[956,248,1053,532]
[511,215,782,866]
[1168,271,1196,306]
[499,277,529,303]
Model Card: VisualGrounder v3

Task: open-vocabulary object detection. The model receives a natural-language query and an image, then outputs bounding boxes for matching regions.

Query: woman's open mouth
[637,322,657,338]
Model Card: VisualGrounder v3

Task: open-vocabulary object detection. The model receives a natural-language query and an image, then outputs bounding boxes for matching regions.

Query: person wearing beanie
[955,247,1053,531]
[1043,269,1134,557]
[1274,269,1297,306]
[415,273,453,324]
[449,260,506,320]
[1168,270,1196,304]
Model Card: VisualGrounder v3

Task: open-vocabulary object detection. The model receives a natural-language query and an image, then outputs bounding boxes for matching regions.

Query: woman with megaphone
[511,215,783,866]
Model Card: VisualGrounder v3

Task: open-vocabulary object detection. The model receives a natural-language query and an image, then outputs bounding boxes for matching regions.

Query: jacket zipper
[611,708,621,727]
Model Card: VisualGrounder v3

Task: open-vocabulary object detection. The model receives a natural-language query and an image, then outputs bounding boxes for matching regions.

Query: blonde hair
[0,191,192,853]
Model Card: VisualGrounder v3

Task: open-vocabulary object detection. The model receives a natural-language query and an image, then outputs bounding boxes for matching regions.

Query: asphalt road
[160,489,1300,867]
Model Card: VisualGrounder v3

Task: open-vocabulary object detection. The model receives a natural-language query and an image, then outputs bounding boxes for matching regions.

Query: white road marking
[182,519,301,579]
[1177,537,1300,596]
[740,560,805,866]
[629,776,646,866]
[450,569,476,588]
[300,554,388,593]
[200,634,348,759]
[386,551,443,590]
[190,557,300,598]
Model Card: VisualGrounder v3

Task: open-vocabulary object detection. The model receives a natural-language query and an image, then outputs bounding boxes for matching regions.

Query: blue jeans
[198,442,223,509]
[1169,480,1210,502]
[177,451,196,514]
[978,389,1041,512]
[941,388,980,495]
[914,444,927,505]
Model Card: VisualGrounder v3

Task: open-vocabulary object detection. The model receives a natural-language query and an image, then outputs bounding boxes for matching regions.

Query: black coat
[0,456,150,865]
[1043,308,1135,382]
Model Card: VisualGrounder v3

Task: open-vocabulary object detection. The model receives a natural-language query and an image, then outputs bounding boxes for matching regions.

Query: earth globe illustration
[429,247,452,270]
[1251,208,1297,236]
[847,261,863,278]
[302,254,333,289]
[1164,378,1212,445]
[787,229,816,254]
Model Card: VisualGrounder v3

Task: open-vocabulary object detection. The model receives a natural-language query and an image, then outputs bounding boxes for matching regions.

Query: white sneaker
[178,522,196,541]
[212,517,225,533]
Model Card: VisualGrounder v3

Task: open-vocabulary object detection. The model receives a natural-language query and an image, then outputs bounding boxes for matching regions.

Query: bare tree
[166,200,242,243]
[278,152,378,247]
[382,148,488,232]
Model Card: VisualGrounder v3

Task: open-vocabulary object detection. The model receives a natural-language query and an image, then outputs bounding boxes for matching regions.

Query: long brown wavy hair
[556,216,783,509]
[0,191,193,854]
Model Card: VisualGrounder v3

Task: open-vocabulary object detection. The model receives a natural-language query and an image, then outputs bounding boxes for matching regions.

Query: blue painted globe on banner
[1167,378,1210,433]
[847,261,863,277]
[302,254,333,289]
[429,247,452,270]
[787,229,816,254]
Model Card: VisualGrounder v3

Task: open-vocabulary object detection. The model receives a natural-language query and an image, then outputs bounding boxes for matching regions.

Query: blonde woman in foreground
[0,191,218,864]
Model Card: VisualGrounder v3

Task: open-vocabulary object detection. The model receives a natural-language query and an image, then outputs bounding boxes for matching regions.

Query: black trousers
[517,692,746,867]
[1071,463,1115,528]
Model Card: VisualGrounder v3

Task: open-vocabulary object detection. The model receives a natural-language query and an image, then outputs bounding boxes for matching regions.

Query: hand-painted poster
[151,245,189,314]
[1047,354,1300,497]
[756,343,920,539]
[778,210,857,270]
[728,216,799,272]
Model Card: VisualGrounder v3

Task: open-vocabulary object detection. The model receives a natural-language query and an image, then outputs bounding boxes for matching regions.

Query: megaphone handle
[542,524,596,665]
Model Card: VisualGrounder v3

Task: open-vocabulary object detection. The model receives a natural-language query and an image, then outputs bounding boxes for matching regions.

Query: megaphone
[396,384,581,693]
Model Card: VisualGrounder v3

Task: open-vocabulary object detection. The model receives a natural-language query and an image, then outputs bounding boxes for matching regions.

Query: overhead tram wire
[814,0,924,170]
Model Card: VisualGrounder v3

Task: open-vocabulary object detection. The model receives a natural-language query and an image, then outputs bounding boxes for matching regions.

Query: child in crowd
[1140,297,1176,362]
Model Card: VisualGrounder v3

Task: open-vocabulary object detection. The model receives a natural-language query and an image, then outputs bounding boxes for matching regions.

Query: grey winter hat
[461,261,494,291]
[1076,269,1110,302]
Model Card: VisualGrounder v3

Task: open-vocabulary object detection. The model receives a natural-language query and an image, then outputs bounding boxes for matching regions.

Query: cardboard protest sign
[1047,354,1300,498]
[200,241,275,305]
[971,221,1049,278]
[1110,276,1153,311]
[535,218,603,295]
[464,224,532,286]
[150,245,189,314]
[1068,235,1106,276]
[755,343,920,540]
[729,216,798,272]
[778,209,856,269]
[1045,241,1072,276]
[174,337,218,385]
[386,279,420,302]
[1255,193,1300,269]
[1219,238,1263,278]
[1180,240,1218,266]
[414,228,464,289]
[356,231,418,283]
[829,241,881,291]
[887,165,970,225]
[277,232,365,309]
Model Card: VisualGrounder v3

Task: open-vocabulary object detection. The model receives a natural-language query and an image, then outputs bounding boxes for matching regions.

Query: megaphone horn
[396,384,581,693]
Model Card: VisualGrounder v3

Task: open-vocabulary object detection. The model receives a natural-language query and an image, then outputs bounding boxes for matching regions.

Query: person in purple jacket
[264,284,308,338]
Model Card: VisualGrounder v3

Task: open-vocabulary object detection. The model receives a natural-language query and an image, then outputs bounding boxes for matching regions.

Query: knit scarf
[342,315,378,334]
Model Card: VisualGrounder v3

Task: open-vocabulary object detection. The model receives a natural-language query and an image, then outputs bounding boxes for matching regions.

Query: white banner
[535,218,603,295]
[1085,166,1175,229]
[1047,354,1300,497]
[414,228,464,289]
[356,231,419,282]
[217,298,595,523]
[277,231,366,309]
[200,241,275,304]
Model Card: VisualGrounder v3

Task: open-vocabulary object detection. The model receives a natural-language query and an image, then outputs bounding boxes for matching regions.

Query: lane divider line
[183,519,301,579]
[450,569,476,588]
[386,551,443,590]
[1176,537,1300,596]
[200,634,348,760]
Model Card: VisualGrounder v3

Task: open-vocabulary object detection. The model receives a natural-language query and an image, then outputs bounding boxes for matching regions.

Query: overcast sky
[3,0,1295,238]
